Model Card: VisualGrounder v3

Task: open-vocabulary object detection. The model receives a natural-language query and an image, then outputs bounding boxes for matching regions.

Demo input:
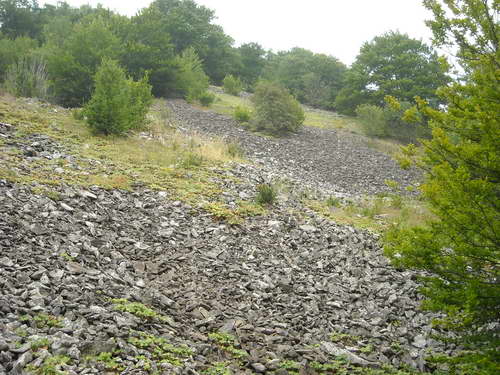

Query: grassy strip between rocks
[207,88,403,156]
[304,193,433,233]
[0,94,266,224]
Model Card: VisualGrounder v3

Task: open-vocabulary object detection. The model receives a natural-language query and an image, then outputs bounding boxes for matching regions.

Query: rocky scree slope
[167,99,418,197]
[0,102,449,374]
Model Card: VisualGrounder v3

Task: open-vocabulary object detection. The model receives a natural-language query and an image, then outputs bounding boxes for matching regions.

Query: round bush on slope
[251,81,305,135]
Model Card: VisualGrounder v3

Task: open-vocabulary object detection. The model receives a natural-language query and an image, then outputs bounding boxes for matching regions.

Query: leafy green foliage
[208,332,248,359]
[356,98,426,143]
[255,183,277,205]
[198,91,215,107]
[251,81,305,135]
[355,104,387,137]
[83,58,152,135]
[128,331,192,366]
[4,53,49,99]
[222,74,243,96]
[26,355,70,375]
[0,0,42,39]
[174,47,209,101]
[44,17,121,107]
[33,313,63,329]
[30,337,51,351]
[233,105,251,123]
[237,42,267,87]
[384,1,500,373]
[335,31,449,115]
[117,9,176,98]
[142,0,237,83]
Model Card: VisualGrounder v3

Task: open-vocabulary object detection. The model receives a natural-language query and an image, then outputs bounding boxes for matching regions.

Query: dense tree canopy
[385,1,499,373]
[143,0,237,83]
[237,42,267,88]
[335,31,449,115]
[0,0,41,39]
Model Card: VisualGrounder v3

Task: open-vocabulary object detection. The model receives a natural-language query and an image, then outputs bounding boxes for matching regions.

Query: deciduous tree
[384,1,500,373]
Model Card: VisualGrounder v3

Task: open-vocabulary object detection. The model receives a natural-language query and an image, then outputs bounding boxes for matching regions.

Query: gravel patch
[167,99,419,197]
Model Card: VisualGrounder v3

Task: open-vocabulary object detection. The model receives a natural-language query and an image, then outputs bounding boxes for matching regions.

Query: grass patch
[305,194,433,233]
[203,200,266,225]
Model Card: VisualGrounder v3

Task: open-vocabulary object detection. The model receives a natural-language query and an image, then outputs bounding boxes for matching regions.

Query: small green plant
[208,332,248,359]
[19,315,31,323]
[33,314,63,329]
[60,252,74,261]
[330,331,360,345]
[31,338,51,351]
[233,105,251,123]
[199,91,216,107]
[360,343,374,354]
[111,299,170,323]
[83,58,153,136]
[255,183,277,205]
[326,196,341,208]
[222,74,243,96]
[128,332,192,366]
[89,352,124,372]
[203,362,232,375]
[26,355,70,375]
[15,327,28,337]
[384,179,400,191]
[280,360,300,370]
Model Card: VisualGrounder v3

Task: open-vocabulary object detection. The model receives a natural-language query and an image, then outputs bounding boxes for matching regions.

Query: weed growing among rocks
[255,183,277,205]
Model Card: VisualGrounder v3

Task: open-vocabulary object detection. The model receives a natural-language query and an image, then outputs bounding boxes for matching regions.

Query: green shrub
[251,81,305,135]
[198,91,215,107]
[355,104,387,137]
[255,183,277,205]
[4,53,50,100]
[83,58,152,136]
[234,105,251,123]
[356,100,426,143]
[222,74,243,96]
[174,47,209,101]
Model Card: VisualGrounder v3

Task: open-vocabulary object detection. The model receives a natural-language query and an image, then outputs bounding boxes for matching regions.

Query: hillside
[0,94,453,375]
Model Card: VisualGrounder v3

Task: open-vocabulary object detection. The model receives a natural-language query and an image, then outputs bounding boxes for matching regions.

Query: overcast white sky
[41,0,434,65]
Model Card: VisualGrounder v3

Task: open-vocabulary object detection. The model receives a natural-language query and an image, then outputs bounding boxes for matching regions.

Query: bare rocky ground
[0,102,452,375]
[167,99,419,197]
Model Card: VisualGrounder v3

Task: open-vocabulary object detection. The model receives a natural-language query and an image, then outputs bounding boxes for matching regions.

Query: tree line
[0,0,453,141]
